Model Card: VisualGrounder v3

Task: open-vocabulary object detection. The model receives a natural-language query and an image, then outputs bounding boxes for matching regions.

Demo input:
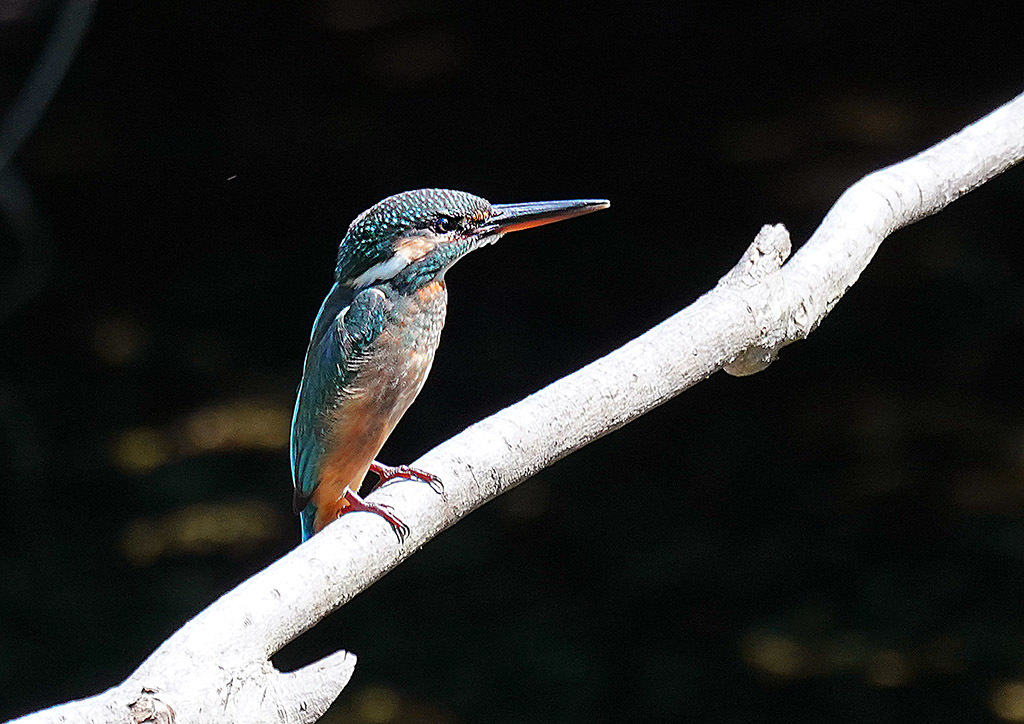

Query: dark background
[3,2,1024,722]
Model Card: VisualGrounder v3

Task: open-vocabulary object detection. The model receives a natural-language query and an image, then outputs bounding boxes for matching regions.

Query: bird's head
[335,188,609,291]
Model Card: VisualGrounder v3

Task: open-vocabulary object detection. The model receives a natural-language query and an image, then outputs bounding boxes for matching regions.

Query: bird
[290,188,609,542]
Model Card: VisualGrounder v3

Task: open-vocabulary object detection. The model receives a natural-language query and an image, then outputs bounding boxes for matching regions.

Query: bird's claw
[337,463,444,543]
[341,490,410,543]
[369,462,445,497]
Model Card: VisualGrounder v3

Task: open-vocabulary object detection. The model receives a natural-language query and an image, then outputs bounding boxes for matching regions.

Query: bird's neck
[382,277,448,318]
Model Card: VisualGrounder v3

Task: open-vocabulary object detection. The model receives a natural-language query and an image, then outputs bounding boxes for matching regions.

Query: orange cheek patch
[396,235,437,262]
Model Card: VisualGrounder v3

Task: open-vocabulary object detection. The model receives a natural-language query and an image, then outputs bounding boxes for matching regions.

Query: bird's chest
[341,281,448,425]
[368,282,448,407]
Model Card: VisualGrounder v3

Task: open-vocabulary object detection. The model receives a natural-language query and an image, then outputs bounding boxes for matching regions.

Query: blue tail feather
[300,505,317,542]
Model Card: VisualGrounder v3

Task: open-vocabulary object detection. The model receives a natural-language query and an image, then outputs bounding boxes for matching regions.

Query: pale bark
[9,90,1024,724]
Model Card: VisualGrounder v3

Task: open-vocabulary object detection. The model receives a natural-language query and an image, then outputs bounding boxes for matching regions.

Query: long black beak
[477,198,610,236]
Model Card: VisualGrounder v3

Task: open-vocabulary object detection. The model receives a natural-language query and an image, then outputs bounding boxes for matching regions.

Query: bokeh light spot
[112,427,170,474]
[992,681,1024,722]
[740,630,807,680]
[353,685,401,724]
[120,500,286,565]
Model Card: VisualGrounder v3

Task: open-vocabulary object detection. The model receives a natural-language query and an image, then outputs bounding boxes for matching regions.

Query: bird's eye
[431,216,459,234]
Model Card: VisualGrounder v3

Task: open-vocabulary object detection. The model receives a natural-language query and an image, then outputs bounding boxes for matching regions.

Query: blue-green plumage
[291,189,609,541]
[290,282,352,495]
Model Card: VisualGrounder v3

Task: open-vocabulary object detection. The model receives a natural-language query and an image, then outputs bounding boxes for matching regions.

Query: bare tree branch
[9,90,1024,724]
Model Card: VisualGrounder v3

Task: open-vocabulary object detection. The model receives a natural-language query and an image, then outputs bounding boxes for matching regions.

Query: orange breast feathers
[311,402,392,529]
[310,280,447,533]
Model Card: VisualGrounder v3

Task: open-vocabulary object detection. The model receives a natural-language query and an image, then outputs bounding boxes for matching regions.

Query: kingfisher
[291,188,609,541]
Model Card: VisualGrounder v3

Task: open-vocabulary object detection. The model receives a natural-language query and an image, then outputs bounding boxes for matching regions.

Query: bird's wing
[290,282,392,513]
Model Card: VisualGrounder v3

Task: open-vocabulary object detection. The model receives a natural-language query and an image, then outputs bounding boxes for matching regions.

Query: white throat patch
[347,230,442,288]
[349,253,411,288]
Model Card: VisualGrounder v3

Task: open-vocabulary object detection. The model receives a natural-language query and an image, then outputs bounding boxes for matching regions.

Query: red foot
[341,489,410,542]
[368,461,444,496]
